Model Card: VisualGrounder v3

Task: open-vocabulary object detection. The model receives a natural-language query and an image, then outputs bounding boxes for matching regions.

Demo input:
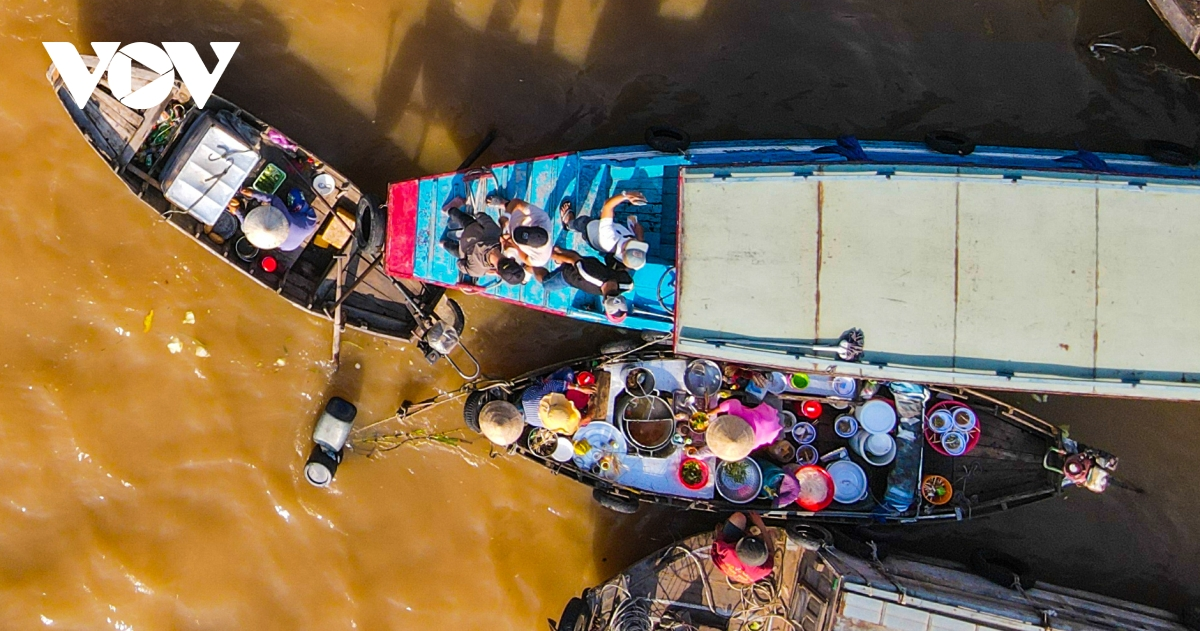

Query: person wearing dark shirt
[440,206,524,285]
[530,247,632,323]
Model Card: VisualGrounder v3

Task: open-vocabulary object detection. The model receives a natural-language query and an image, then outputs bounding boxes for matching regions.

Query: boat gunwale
[454,350,1075,524]
[48,59,451,345]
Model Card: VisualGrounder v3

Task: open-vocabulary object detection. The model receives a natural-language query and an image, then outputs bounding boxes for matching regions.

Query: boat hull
[387,137,1200,400]
[435,351,1114,524]
[48,59,463,359]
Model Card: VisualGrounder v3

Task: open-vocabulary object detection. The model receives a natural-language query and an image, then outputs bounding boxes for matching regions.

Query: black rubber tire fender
[444,298,466,335]
[462,388,503,434]
[593,488,640,514]
[969,548,1037,591]
[925,130,976,156]
[600,339,640,355]
[645,125,691,154]
[556,596,591,631]
[786,523,833,552]
[640,330,672,346]
[356,195,388,260]
[1146,140,1200,167]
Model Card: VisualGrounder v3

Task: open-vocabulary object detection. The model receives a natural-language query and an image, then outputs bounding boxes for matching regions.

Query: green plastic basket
[251,163,287,195]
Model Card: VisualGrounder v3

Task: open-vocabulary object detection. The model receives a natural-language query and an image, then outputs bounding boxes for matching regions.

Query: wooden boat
[1146,0,1200,59]
[382,350,1118,522]
[384,132,1200,399]
[48,57,477,377]
[554,523,1194,631]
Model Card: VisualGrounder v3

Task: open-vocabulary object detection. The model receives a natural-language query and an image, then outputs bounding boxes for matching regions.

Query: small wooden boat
[48,57,477,377]
[555,523,1193,631]
[383,350,1117,523]
[1146,0,1200,59]
[384,132,1200,400]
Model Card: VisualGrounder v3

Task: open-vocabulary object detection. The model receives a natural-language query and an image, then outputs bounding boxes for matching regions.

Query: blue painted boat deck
[400,152,683,332]
[387,138,1200,336]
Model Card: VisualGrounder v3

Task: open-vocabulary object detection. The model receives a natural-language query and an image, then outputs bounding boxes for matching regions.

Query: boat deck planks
[387,151,677,331]
[595,531,801,630]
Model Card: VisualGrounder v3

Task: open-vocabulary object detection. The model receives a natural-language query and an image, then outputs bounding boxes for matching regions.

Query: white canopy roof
[161,115,259,225]
[674,166,1200,400]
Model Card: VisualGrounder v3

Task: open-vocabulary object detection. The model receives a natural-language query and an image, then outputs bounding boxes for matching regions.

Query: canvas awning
[160,114,260,225]
[674,166,1200,398]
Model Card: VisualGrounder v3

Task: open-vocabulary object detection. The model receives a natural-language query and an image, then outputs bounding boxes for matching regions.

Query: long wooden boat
[554,524,1194,631]
[1146,0,1200,59]
[383,350,1117,523]
[384,133,1200,399]
[48,57,476,377]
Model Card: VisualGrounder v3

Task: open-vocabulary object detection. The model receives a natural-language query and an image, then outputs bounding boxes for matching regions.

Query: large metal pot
[614,392,674,451]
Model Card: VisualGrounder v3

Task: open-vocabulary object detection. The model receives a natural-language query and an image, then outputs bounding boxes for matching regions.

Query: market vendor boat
[553,523,1195,631]
[384,131,1200,399]
[48,57,477,376]
[387,350,1117,521]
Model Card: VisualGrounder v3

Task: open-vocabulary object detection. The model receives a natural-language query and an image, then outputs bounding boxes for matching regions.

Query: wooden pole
[332,256,345,368]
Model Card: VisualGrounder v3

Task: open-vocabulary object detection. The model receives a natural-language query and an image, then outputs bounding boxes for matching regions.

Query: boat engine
[1049,443,1118,494]
[304,397,358,487]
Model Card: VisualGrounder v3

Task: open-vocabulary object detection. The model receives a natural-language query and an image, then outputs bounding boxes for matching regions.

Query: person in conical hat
[706,414,756,462]
[478,400,524,446]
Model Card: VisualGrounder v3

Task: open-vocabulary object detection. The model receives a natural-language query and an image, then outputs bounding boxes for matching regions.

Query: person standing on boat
[559,191,651,270]
[440,205,525,285]
[711,512,775,584]
[527,247,633,323]
[487,193,555,269]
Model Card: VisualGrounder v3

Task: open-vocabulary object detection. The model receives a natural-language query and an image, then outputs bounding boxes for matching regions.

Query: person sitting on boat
[237,190,319,253]
[538,392,584,435]
[705,414,757,462]
[528,247,633,323]
[521,368,595,427]
[440,205,525,285]
[487,193,555,268]
[710,397,783,450]
[711,512,775,584]
[478,400,525,448]
[560,191,651,270]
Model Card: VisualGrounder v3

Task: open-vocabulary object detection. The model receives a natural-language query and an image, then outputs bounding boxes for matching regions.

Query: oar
[331,255,346,368]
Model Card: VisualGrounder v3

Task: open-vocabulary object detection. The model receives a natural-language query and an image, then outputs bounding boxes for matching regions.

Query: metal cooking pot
[625,367,657,398]
[614,392,675,451]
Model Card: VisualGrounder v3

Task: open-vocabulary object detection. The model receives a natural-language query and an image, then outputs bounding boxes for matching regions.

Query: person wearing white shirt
[486,193,555,269]
[559,191,651,270]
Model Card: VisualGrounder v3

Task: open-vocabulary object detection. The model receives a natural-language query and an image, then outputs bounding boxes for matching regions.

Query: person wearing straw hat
[239,195,318,252]
[711,512,775,584]
[478,400,525,447]
[706,414,757,462]
[538,392,582,435]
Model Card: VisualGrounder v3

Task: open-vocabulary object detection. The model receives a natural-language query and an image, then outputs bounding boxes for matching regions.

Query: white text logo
[44,42,239,110]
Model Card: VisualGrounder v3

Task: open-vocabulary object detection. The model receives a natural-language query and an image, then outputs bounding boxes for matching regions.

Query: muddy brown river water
[2,0,1200,628]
